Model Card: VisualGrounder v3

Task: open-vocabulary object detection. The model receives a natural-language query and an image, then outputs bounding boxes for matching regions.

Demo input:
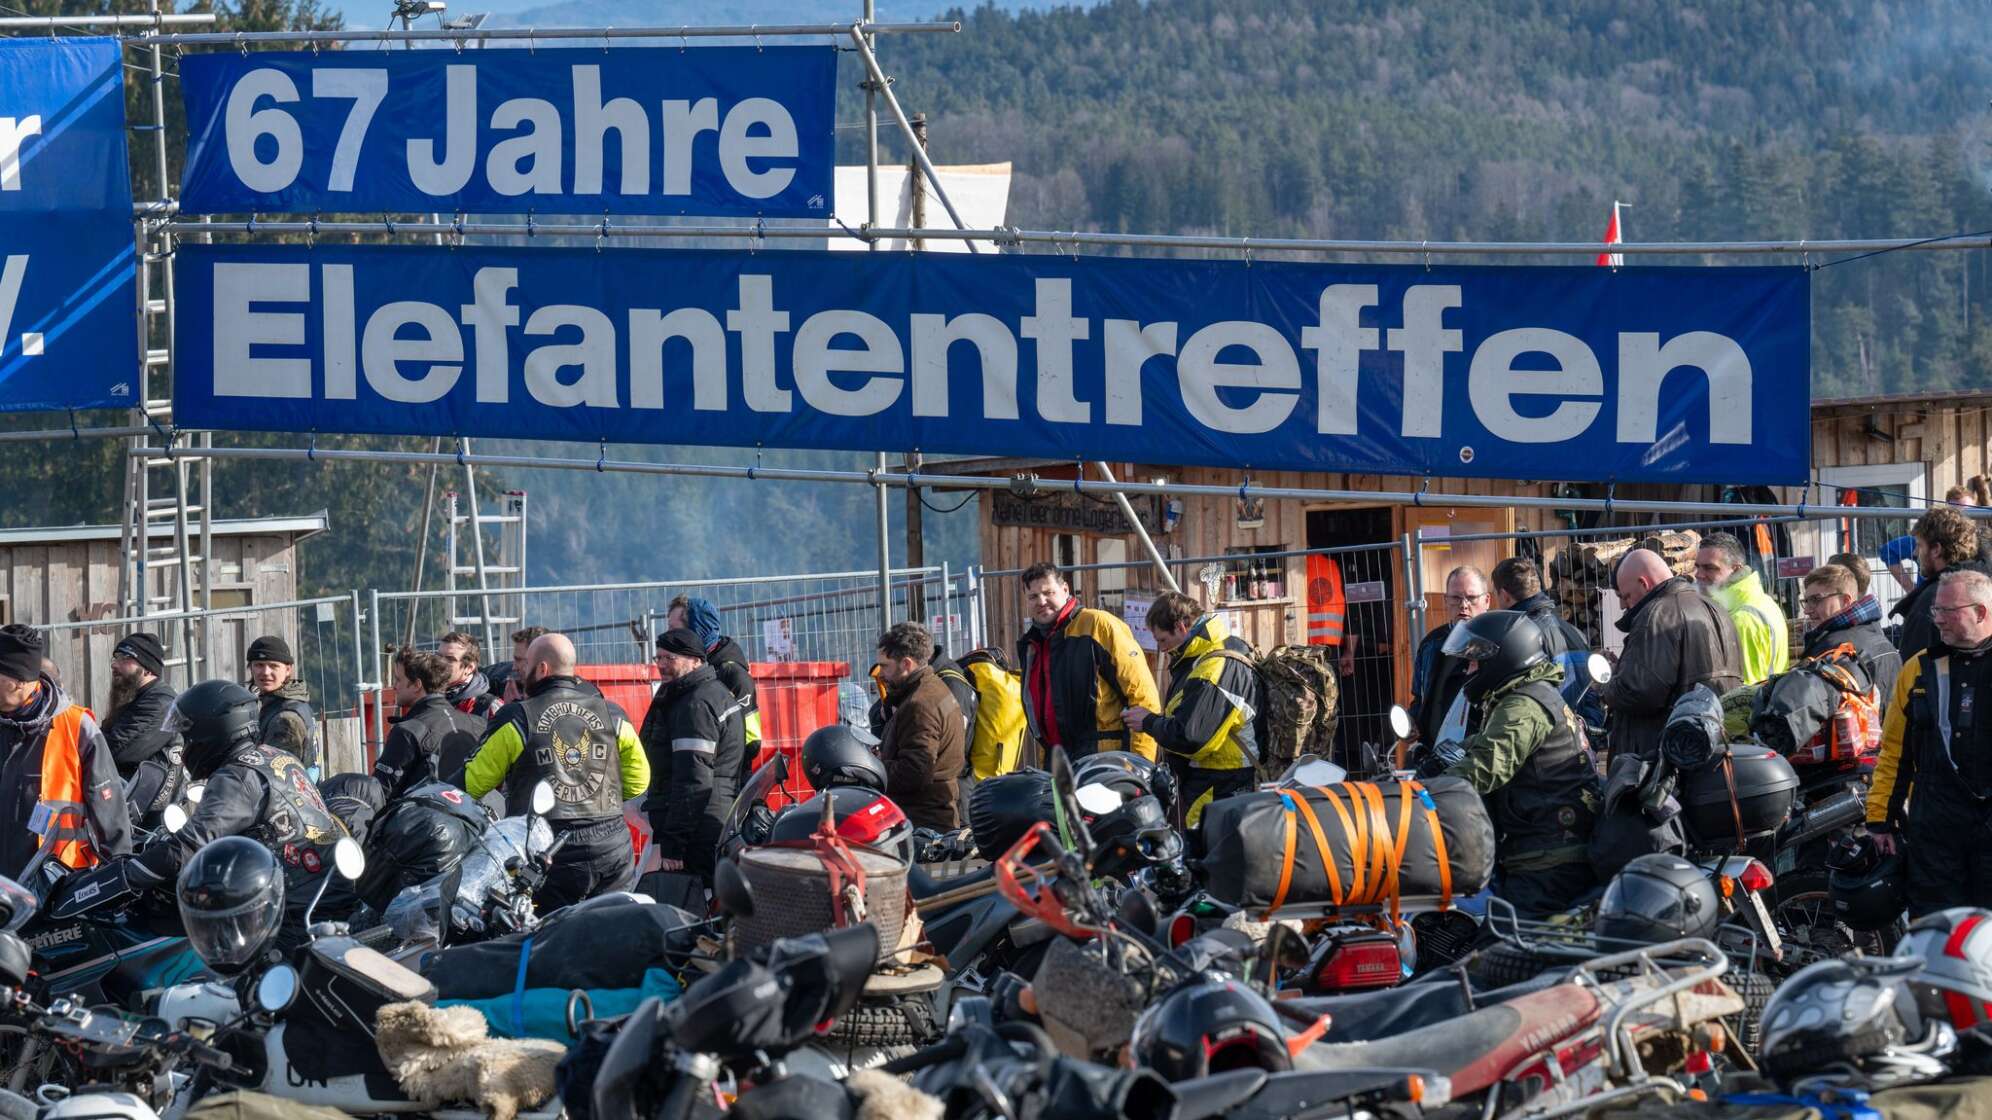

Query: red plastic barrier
[750,661,849,806]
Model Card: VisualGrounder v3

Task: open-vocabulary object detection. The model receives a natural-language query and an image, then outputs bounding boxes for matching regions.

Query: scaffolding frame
[5,6,1991,681]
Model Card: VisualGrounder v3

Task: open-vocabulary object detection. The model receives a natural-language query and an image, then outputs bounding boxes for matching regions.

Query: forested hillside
[870,0,1992,396]
[2,0,1985,603]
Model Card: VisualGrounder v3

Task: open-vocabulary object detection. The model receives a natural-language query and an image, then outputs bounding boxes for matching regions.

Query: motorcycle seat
[1291,983,1601,1097]
[1166,1069,1267,1120]
[1286,970,1564,1044]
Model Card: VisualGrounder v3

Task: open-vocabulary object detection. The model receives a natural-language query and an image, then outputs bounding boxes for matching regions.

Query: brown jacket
[878,666,967,831]
[1599,577,1744,761]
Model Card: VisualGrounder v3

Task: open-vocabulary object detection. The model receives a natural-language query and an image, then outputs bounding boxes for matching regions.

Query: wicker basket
[733,846,909,950]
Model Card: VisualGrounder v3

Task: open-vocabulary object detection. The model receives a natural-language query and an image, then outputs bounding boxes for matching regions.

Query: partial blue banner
[172,244,1811,484]
[179,46,836,218]
[0,38,139,411]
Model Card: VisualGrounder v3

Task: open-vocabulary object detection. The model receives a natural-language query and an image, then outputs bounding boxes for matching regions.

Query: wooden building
[1,513,329,714]
[944,390,1992,724]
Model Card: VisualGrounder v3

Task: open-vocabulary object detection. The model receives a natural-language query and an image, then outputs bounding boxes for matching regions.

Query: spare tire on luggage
[355,782,487,912]
[968,768,1055,859]
[1199,776,1494,911]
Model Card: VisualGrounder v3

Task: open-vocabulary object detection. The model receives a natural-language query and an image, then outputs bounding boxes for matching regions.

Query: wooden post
[905,451,925,622]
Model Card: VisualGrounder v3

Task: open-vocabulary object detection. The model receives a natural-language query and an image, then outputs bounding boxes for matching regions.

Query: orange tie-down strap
[1264,781,1452,920]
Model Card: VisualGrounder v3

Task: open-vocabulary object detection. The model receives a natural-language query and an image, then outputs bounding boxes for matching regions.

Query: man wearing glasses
[1409,566,1490,747]
[1869,568,1992,913]
[1798,564,1900,705]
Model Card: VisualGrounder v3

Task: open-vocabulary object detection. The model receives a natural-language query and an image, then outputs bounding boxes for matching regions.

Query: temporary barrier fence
[1410,514,1867,659]
[979,538,1415,771]
[33,593,366,769]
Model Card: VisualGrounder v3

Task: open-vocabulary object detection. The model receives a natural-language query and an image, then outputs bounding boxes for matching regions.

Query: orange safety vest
[1305,554,1347,647]
[37,705,103,871]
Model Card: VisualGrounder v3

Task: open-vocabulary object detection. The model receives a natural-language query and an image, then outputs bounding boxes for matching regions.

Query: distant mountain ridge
[323,0,1057,32]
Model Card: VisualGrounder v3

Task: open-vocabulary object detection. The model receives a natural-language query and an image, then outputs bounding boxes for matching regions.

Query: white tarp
[828,162,1012,252]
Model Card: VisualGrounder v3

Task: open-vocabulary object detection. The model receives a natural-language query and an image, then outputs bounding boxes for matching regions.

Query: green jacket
[1447,660,1565,796]
[1710,569,1789,686]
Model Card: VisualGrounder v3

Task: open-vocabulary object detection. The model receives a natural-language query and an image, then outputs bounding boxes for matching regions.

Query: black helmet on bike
[176,836,285,976]
[1074,750,1177,821]
[1442,611,1548,701]
[1828,832,1908,933]
[1760,956,1942,1081]
[1596,853,1720,944]
[800,724,887,794]
[166,680,260,779]
[1131,979,1293,1083]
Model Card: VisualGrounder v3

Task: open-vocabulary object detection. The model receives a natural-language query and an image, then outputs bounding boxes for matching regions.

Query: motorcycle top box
[1678,743,1800,848]
[298,935,437,1033]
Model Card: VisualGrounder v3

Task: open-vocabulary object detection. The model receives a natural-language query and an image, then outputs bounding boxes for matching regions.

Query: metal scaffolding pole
[1094,462,1180,593]
[127,19,956,45]
[0,12,212,25]
[131,444,1989,523]
[159,218,1992,259]
[848,25,979,254]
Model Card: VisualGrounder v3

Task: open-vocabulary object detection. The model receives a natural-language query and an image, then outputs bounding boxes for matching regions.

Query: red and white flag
[1597,200,1624,267]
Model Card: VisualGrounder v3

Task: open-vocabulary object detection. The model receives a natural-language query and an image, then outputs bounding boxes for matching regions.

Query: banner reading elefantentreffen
[172,244,1811,485]
[0,38,139,411]
[179,47,835,218]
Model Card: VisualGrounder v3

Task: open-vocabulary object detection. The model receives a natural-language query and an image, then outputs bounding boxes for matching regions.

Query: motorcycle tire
[1770,870,1896,972]
[1724,967,1776,1056]
[1466,943,1560,989]
[823,995,942,1048]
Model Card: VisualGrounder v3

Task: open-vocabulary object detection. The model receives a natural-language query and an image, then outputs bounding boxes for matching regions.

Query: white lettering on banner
[0,115,41,190]
[1468,327,1603,443]
[204,268,1762,452]
[0,255,27,351]
[231,64,801,202]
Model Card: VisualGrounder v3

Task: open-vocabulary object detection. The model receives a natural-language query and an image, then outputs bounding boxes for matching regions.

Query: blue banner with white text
[179,46,836,218]
[172,244,1811,484]
[0,37,139,411]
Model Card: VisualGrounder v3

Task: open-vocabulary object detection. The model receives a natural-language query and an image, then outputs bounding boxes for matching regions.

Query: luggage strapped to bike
[1263,780,1452,925]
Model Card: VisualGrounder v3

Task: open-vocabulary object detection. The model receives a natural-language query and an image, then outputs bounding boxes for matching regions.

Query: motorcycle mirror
[1116,886,1160,936]
[255,964,300,1014]
[1388,705,1414,741]
[333,837,366,881]
[161,804,189,834]
[530,781,556,817]
[714,858,755,919]
[184,782,205,804]
[1259,922,1310,984]
[1075,782,1123,815]
[1587,653,1613,686]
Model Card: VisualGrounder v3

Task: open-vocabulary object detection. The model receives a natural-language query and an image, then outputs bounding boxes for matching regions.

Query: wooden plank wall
[0,532,307,715]
[1810,402,1992,500]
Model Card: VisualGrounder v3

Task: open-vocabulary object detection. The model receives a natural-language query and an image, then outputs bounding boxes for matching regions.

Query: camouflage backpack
[1212,644,1341,781]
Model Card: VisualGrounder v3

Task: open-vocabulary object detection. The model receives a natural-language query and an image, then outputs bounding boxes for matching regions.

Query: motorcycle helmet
[769,787,913,863]
[1896,908,1992,1033]
[800,724,887,794]
[1074,751,1177,821]
[166,680,261,779]
[1595,853,1720,944]
[1828,833,1908,933]
[1759,956,1939,1081]
[1131,979,1293,1083]
[1441,611,1548,701]
[176,835,285,975]
[968,769,1055,860]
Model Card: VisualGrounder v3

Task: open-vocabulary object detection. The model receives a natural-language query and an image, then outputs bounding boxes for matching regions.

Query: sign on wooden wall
[990,491,1168,536]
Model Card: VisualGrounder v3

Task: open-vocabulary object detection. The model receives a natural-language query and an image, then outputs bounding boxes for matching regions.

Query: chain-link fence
[979,539,1413,769]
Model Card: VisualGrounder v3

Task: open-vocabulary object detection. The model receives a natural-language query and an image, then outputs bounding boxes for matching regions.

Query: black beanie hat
[114,632,167,678]
[0,625,43,683]
[654,628,706,660]
[245,635,294,666]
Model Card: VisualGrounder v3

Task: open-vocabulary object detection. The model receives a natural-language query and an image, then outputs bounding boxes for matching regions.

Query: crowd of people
[0,497,1982,932]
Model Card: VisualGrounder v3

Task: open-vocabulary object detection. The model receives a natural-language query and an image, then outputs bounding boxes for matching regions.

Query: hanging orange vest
[37,705,103,870]
[1305,554,1347,647]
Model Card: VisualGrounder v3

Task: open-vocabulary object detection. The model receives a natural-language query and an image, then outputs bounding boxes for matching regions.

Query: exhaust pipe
[1780,788,1867,849]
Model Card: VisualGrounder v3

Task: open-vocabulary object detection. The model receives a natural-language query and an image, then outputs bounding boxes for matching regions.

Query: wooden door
[1391,505,1516,701]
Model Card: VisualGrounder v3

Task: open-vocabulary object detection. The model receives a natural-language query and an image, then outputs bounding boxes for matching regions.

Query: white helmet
[1895,907,1992,1033]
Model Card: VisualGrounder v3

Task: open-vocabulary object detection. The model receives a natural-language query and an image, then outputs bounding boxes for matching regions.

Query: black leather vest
[1485,679,1600,853]
[507,682,624,822]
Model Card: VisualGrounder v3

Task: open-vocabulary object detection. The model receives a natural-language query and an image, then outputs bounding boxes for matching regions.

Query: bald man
[465,631,651,908]
[1596,548,1745,761]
